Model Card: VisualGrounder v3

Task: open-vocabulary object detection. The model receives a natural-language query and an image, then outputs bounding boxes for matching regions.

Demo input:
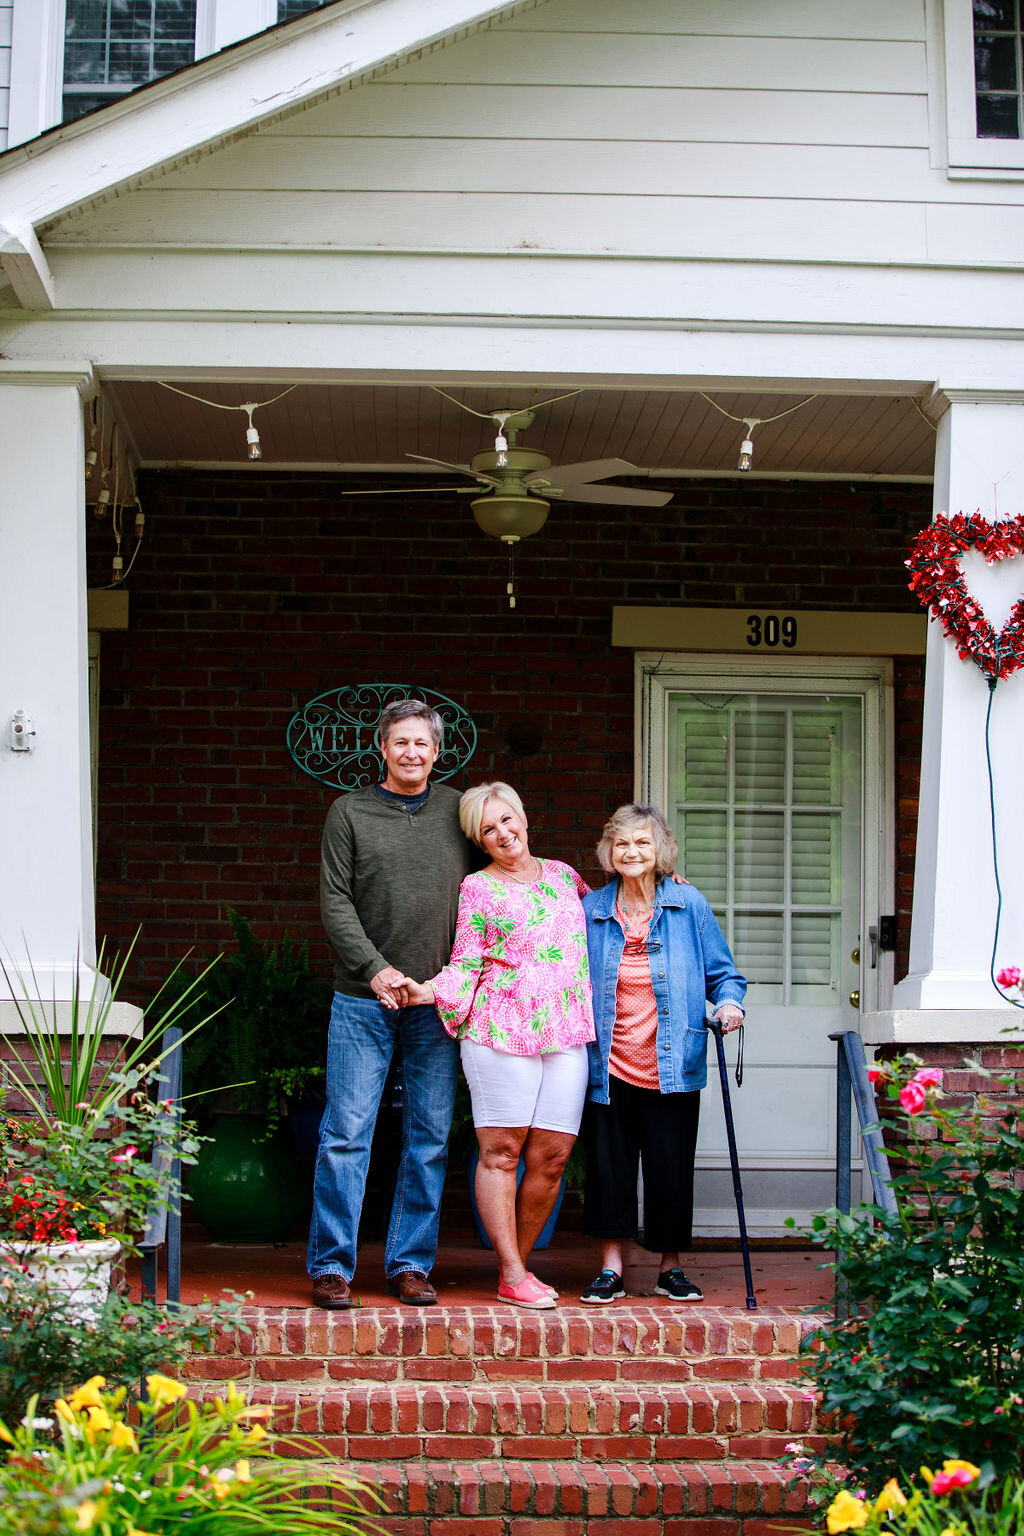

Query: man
[307,698,475,1308]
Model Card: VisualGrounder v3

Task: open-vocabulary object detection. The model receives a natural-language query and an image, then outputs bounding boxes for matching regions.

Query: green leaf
[535,945,564,964]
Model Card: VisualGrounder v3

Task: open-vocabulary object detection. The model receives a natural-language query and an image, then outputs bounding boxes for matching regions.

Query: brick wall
[87,472,930,993]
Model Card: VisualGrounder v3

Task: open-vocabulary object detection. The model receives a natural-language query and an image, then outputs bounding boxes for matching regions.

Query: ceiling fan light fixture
[471,493,550,541]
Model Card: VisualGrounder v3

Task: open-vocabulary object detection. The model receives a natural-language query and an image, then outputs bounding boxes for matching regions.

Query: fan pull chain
[505,535,518,609]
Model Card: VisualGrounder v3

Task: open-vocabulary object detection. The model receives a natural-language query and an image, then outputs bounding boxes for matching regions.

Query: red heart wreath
[906,511,1024,681]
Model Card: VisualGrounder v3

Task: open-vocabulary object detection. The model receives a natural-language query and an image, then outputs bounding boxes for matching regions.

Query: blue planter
[466,1147,564,1250]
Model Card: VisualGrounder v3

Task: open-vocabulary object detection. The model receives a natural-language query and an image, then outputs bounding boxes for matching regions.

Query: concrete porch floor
[130,1234,835,1312]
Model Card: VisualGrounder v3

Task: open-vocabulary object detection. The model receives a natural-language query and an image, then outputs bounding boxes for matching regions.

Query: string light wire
[156,381,299,459]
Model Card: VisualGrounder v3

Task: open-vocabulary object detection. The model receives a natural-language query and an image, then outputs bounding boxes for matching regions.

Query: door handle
[848,990,861,1009]
[867,926,878,969]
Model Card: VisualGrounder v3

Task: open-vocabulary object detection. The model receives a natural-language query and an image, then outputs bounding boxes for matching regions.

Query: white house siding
[39,0,1024,273]
[0,1,13,152]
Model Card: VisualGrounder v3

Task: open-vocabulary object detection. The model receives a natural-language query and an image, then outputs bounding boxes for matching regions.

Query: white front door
[641,655,894,1234]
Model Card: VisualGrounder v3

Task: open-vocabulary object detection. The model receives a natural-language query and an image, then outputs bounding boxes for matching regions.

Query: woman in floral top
[394,781,595,1309]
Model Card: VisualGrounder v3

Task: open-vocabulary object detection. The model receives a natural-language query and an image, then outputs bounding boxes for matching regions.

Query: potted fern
[171,910,330,1243]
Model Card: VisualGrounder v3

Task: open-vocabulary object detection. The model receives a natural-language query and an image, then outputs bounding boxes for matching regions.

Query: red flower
[912,1067,943,1089]
[997,966,1021,988]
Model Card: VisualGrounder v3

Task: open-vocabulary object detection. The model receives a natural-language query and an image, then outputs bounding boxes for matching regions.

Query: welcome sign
[286,683,477,791]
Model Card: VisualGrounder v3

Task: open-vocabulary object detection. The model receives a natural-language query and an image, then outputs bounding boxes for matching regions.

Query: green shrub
[0,1258,248,1430]
[792,1053,1024,1486]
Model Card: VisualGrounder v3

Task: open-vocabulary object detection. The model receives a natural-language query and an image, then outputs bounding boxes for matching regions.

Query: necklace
[493,855,541,885]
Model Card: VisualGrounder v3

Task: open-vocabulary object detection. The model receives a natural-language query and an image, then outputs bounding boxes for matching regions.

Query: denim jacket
[583,877,747,1102]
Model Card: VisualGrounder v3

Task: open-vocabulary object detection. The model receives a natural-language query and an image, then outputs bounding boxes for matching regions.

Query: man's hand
[371,966,408,1010]
[716,1004,745,1035]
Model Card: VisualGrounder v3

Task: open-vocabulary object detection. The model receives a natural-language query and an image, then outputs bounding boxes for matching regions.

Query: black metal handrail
[829,1029,898,1319]
[829,1030,898,1218]
[140,1025,182,1307]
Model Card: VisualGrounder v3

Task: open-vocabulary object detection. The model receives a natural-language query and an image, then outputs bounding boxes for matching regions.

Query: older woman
[393,782,594,1310]
[580,804,746,1304]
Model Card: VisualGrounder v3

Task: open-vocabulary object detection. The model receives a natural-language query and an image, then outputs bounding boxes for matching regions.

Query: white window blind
[667,693,862,1005]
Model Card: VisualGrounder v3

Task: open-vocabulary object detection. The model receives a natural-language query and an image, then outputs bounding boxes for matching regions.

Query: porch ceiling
[104,382,936,481]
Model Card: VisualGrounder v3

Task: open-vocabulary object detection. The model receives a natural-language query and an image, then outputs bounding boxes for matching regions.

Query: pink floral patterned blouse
[431,859,596,1055]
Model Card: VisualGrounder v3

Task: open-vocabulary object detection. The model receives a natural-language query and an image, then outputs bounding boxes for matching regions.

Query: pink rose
[996,965,1021,988]
[111,1145,138,1163]
[899,1081,927,1115]
[867,1067,886,1084]
[912,1067,943,1089]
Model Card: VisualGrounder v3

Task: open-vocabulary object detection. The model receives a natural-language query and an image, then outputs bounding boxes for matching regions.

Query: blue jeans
[306,993,458,1282]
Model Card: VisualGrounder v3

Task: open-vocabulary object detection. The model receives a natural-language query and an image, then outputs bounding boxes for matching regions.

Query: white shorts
[459,1038,590,1135]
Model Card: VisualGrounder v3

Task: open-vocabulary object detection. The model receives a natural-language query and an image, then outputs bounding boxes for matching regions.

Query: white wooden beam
[0,221,56,309]
[0,0,542,227]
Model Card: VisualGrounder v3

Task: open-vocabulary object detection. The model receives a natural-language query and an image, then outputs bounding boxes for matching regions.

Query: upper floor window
[944,0,1024,172]
[974,0,1024,137]
[278,1,331,18]
[62,1,197,123]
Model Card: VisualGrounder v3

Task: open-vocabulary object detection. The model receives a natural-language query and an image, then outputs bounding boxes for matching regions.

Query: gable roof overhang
[0,0,539,302]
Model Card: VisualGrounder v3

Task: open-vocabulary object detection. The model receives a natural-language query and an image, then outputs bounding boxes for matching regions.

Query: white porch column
[892,392,1024,1012]
[0,366,104,1010]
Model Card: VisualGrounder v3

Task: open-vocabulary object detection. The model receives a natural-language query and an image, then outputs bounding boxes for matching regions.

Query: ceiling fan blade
[528,457,639,488]
[340,485,476,496]
[406,453,478,476]
[558,484,674,507]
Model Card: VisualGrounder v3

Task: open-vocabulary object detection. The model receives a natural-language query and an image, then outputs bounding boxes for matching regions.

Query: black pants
[582,1075,700,1255]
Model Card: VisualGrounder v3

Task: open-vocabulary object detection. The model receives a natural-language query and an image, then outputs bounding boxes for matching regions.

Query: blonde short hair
[596,804,678,879]
[460,781,526,847]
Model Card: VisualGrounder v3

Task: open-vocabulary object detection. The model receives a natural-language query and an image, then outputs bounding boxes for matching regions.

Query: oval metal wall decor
[286,683,477,791]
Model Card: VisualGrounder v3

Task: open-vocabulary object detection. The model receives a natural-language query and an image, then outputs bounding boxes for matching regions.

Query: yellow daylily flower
[54,1399,74,1425]
[243,1423,267,1444]
[875,1478,908,1514]
[209,1480,231,1500]
[941,1459,981,1479]
[127,1528,158,1536]
[0,1421,15,1446]
[108,1420,138,1451]
[73,1500,99,1531]
[67,1378,106,1412]
[234,1459,252,1483]
[83,1405,113,1442]
[826,1489,871,1533]
[145,1373,187,1409]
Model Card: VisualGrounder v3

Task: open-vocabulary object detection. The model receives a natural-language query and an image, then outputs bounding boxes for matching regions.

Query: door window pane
[63,1,197,122]
[667,692,861,1004]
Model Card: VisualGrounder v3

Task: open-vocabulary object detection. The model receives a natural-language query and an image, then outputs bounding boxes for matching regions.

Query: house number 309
[746,615,798,648]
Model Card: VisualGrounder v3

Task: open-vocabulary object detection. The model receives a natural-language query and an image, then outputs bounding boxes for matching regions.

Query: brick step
[192,1302,822,1389]
[333,1457,813,1533]
[200,1379,828,1462]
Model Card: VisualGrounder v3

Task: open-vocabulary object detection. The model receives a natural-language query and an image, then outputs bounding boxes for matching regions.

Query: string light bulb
[156,382,298,462]
[243,404,262,461]
[738,418,760,473]
[493,411,513,468]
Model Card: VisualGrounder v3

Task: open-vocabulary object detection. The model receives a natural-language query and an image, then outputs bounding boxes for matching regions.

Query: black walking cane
[708,1020,757,1311]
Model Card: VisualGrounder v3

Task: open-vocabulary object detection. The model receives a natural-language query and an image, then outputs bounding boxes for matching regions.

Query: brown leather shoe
[385,1270,438,1306]
[311,1273,355,1310]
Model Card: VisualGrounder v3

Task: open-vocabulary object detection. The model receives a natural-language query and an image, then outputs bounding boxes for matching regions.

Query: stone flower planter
[0,1237,121,1322]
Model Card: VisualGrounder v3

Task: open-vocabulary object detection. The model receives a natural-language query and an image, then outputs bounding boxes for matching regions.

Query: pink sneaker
[497,1272,557,1309]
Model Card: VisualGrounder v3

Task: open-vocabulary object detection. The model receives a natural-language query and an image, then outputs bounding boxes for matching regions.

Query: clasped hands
[370,967,434,1011]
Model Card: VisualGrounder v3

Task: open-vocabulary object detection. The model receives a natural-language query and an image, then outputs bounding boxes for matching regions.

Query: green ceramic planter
[188,1112,305,1242]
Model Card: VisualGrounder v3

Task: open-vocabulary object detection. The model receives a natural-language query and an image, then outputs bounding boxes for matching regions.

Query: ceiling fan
[342,391,672,537]
[342,390,673,605]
